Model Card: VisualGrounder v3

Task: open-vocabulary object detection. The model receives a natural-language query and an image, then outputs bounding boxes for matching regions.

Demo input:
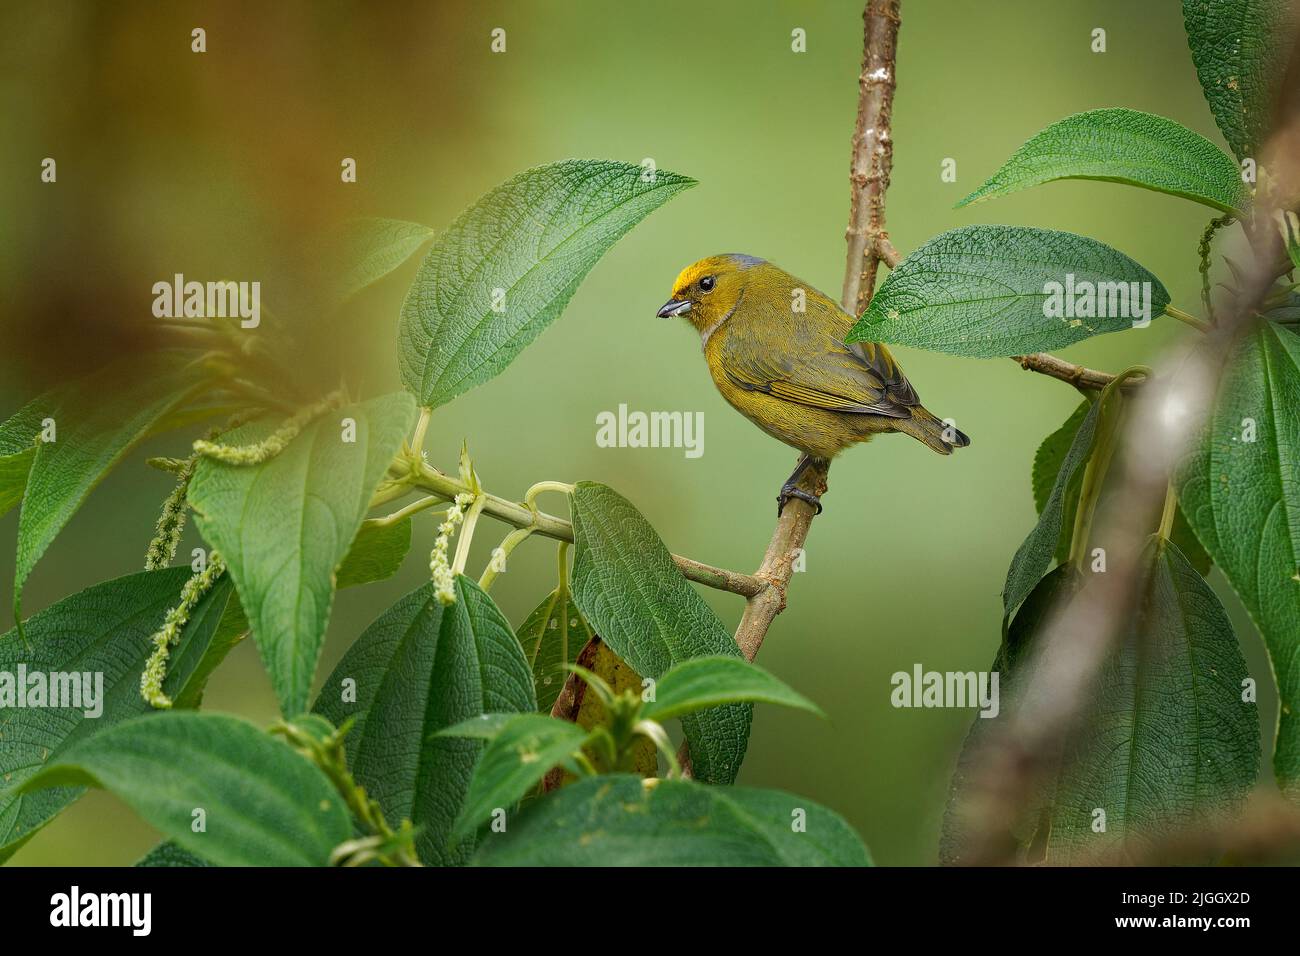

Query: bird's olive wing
[722,326,915,418]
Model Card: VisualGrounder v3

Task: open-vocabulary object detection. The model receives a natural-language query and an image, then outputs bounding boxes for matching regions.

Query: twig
[408,464,765,598]
[842,0,901,318]
[1012,353,1131,392]
[736,0,900,663]
[677,0,902,777]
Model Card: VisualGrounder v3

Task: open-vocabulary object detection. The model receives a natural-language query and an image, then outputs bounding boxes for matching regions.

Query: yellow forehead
[671,254,764,295]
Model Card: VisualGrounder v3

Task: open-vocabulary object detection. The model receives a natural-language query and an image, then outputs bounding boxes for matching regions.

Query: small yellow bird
[657,254,969,514]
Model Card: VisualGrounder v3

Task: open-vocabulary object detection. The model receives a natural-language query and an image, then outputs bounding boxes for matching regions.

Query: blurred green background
[1,0,1276,865]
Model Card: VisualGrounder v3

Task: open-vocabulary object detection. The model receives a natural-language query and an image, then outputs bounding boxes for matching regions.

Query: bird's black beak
[656,299,692,318]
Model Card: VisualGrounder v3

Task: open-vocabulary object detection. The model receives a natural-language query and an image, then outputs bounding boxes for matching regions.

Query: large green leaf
[643,656,824,723]
[188,391,416,715]
[945,542,1259,864]
[398,160,695,408]
[0,569,236,859]
[959,109,1247,214]
[313,576,535,865]
[569,482,751,784]
[516,584,591,713]
[1183,0,1296,161]
[332,217,435,304]
[20,712,351,867]
[846,226,1170,357]
[1003,399,1101,620]
[14,354,202,617]
[473,775,872,867]
[1048,542,1259,861]
[444,713,590,839]
[1180,322,1300,790]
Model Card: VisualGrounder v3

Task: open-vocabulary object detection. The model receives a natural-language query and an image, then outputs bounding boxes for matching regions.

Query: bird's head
[656,253,765,334]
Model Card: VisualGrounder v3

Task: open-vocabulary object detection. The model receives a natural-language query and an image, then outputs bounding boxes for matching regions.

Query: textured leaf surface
[136,841,214,867]
[15,355,200,614]
[21,712,350,867]
[1004,400,1100,619]
[1047,543,1259,861]
[0,570,236,858]
[516,585,591,713]
[313,577,535,865]
[959,108,1246,214]
[1180,322,1300,789]
[569,482,751,784]
[473,775,872,867]
[847,226,1169,357]
[1183,0,1296,160]
[188,392,416,715]
[945,545,1259,863]
[448,714,589,838]
[643,656,824,723]
[398,160,695,408]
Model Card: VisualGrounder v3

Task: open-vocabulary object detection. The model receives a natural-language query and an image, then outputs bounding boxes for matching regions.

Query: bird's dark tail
[899,407,970,455]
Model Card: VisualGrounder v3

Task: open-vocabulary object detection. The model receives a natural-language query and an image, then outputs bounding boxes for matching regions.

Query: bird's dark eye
[699,275,716,292]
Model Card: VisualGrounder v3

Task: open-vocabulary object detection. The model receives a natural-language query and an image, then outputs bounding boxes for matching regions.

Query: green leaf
[1179,322,1300,790]
[313,576,535,865]
[1004,400,1101,620]
[958,109,1247,215]
[0,569,237,858]
[332,217,435,304]
[1047,541,1259,861]
[449,714,590,839]
[516,585,592,713]
[136,841,214,867]
[188,391,416,715]
[0,394,57,519]
[1183,0,1297,161]
[0,447,35,520]
[1033,400,1211,574]
[473,775,872,867]
[846,226,1171,357]
[643,655,824,723]
[14,354,202,617]
[398,160,696,409]
[945,542,1259,864]
[335,517,411,590]
[569,482,751,785]
[20,711,351,867]
[1032,401,1091,566]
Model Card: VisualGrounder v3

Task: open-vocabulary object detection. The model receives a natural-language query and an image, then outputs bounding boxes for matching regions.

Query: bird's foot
[777,483,823,517]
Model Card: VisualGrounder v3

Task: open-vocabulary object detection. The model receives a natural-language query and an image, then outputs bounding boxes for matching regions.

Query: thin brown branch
[678,0,902,778]
[1012,352,1133,392]
[736,0,900,665]
[876,235,902,269]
